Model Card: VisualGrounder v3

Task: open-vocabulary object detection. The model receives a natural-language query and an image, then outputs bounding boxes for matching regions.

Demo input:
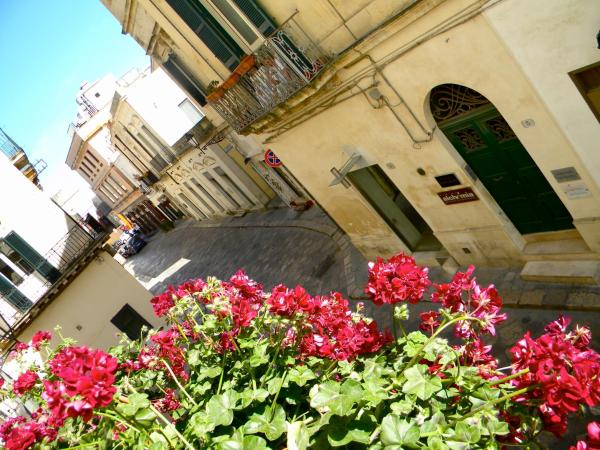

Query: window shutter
[233,0,276,36]
[166,0,243,70]
[0,274,32,312]
[3,232,61,283]
[111,304,152,340]
[163,56,208,106]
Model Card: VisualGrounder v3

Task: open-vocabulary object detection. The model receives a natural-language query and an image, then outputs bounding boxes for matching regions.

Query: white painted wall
[484,0,600,188]
[124,68,204,146]
[0,155,76,254]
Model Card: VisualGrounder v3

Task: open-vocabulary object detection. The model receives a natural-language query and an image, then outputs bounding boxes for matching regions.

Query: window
[570,61,600,122]
[166,0,244,70]
[0,258,24,285]
[163,56,207,106]
[2,232,62,283]
[0,241,34,275]
[179,98,204,124]
[111,304,152,340]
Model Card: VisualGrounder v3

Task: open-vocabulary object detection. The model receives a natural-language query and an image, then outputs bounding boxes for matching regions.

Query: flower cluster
[13,370,39,396]
[268,285,390,360]
[432,265,507,339]
[365,253,430,305]
[44,346,118,423]
[0,417,55,450]
[509,316,600,438]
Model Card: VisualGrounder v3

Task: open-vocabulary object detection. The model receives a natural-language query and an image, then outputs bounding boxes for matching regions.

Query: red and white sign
[264,149,282,167]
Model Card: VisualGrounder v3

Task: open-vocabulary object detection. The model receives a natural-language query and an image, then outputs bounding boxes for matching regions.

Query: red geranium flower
[13,370,39,396]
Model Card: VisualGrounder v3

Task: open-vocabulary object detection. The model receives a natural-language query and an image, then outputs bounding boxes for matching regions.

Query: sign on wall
[264,149,282,168]
[437,187,479,205]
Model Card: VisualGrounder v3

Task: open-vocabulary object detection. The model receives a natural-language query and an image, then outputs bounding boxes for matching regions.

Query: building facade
[0,153,159,356]
[0,128,44,188]
[67,72,173,233]
[109,67,275,220]
[100,0,600,281]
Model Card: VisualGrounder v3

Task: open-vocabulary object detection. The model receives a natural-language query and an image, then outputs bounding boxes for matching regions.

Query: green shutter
[0,274,32,313]
[3,232,61,283]
[163,56,207,106]
[166,0,243,70]
[233,0,276,35]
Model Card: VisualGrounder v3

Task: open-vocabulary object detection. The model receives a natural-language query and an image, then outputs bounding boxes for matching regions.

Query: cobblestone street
[121,206,600,448]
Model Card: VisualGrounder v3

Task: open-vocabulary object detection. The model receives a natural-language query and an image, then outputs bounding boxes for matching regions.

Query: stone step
[522,238,600,261]
[520,260,600,285]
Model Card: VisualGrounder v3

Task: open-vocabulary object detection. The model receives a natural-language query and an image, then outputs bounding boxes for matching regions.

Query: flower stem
[160,358,197,406]
[453,385,536,423]
[487,368,529,386]
[64,441,105,449]
[149,403,196,450]
[405,316,470,368]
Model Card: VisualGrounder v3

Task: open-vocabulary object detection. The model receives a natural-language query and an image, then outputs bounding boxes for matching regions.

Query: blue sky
[0,0,150,201]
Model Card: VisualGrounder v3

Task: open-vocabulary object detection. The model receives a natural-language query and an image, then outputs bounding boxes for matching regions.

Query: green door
[440,106,573,234]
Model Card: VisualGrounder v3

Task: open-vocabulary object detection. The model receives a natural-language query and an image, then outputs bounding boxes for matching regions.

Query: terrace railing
[208,15,329,132]
[0,224,104,331]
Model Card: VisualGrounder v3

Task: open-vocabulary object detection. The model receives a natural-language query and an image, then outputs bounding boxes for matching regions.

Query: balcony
[0,224,108,344]
[207,15,329,133]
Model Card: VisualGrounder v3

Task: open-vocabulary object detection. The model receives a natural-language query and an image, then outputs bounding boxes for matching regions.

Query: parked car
[116,226,147,258]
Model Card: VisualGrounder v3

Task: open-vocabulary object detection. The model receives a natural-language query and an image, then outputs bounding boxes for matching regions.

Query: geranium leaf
[380,414,420,446]
[288,366,316,387]
[402,365,442,400]
[287,421,310,450]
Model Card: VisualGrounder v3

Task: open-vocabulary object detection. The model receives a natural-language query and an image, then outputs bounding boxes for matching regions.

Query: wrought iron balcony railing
[0,224,106,333]
[207,15,329,132]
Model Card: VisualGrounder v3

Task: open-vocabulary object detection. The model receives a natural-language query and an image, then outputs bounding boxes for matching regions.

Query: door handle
[492,176,504,182]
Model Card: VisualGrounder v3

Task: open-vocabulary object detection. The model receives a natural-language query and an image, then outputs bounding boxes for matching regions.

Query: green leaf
[420,411,446,434]
[187,349,202,367]
[390,399,414,415]
[427,436,449,450]
[116,393,150,417]
[188,411,215,437]
[134,407,156,426]
[327,413,376,447]
[206,393,236,427]
[288,366,316,387]
[287,421,310,450]
[448,422,481,444]
[380,414,420,446]
[309,380,362,416]
[199,365,222,379]
[243,404,286,440]
[402,365,443,400]
[240,388,269,407]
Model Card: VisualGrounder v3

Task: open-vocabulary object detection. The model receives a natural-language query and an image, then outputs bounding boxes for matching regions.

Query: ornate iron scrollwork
[430,84,490,122]
[452,127,485,152]
[484,117,516,143]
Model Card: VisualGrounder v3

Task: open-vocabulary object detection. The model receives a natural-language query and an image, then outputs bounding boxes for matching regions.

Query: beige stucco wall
[18,251,162,349]
[255,0,600,264]
[484,0,600,251]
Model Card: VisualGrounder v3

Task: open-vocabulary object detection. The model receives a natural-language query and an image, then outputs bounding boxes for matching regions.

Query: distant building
[0,128,44,188]
[109,68,273,220]
[0,151,159,357]
[66,71,172,233]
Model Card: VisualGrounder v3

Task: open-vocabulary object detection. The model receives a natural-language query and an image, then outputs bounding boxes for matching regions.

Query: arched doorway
[429,84,573,235]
